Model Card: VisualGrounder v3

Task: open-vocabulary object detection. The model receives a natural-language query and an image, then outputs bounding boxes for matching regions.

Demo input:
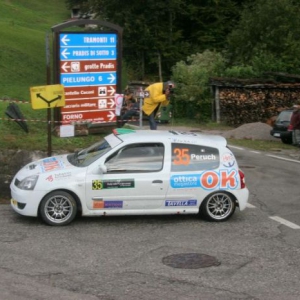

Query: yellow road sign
[30,84,65,109]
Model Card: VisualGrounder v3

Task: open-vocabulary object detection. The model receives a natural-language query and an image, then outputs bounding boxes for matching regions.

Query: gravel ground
[141,122,299,160]
[220,122,278,141]
[152,122,277,141]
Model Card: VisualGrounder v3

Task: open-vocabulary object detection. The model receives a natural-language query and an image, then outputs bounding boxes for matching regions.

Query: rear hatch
[273,110,293,132]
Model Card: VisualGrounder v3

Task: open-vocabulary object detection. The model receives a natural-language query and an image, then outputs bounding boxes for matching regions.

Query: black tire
[200,192,236,222]
[281,137,292,144]
[39,191,77,226]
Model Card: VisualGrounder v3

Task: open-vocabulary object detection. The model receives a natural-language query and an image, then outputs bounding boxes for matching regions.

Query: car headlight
[16,175,39,190]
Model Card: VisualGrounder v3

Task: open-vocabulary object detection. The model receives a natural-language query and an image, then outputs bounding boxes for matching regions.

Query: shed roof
[209,72,300,88]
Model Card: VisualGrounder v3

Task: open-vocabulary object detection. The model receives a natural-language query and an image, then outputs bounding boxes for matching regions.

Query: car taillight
[239,170,246,189]
[288,124,293,131]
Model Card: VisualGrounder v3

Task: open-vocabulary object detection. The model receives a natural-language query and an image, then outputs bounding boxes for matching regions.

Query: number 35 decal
[173,148,190,165]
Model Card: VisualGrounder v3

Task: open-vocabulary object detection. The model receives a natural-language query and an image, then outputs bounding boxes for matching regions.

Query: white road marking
[269,216,300,229]
[228,144,300,229]
[228,145,244,150]
[266,154,300,164]
[229,144,300,164]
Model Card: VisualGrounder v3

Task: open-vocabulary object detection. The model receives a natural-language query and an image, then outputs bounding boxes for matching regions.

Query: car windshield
[67,139,112,167]
[277,111,292,123]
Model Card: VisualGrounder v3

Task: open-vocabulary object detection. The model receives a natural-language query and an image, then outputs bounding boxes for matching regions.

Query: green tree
[177,0,244,52]
[91,0,187,81]
[171,50,226,121]
[227,0,300,74]
[65,0,245,80]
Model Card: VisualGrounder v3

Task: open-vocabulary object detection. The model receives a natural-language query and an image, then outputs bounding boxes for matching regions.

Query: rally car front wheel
[39,191,77,226]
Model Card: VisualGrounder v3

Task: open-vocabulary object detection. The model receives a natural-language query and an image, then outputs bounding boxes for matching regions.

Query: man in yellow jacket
[142,81,175,130]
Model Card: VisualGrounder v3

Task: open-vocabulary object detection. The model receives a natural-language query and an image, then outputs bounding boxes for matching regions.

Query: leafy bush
[171,50,226,121]
[223,65,259,78]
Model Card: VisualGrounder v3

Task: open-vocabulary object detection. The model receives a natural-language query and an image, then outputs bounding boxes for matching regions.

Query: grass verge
[0,110,297,153]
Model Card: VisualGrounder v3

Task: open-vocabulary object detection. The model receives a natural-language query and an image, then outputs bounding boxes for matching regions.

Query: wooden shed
[209,73,300,126]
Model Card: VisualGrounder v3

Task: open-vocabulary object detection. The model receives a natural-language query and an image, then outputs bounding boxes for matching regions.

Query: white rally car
[10,129,249,226]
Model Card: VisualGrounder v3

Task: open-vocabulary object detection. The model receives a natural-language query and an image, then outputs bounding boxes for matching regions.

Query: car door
[165,142,221,213]
[85,142,170,212]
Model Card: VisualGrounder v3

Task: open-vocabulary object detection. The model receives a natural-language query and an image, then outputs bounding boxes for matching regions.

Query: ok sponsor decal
[170,169,239,190]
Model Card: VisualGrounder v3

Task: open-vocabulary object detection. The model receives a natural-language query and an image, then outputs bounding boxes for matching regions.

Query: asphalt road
[1,146,300,300]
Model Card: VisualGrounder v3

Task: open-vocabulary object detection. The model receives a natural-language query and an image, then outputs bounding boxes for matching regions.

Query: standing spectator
[142,81,175,130]
[290,104,300,146]
[119,91,139,127]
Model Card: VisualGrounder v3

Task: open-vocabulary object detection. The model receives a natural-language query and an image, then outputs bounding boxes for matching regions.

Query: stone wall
[0,150,47,200]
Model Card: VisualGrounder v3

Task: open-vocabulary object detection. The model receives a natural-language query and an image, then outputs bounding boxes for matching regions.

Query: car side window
[105,143,164,173]
[171,143,219,172]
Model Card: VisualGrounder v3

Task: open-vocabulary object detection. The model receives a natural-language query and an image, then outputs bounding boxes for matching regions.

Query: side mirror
[99,165,107,174]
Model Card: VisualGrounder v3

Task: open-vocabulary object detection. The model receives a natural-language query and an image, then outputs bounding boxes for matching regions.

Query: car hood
[15,154,74,180]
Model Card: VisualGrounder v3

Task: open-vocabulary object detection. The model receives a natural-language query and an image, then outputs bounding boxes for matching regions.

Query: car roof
[279,109,293,112]
[114,129,227,148]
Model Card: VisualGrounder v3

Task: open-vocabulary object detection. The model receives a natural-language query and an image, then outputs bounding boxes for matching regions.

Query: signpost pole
[47,110,52,157]
[46,32,52,157]
[139,87,144,128]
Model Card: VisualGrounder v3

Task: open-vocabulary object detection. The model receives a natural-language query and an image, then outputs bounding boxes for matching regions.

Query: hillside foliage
[0,0,69,99]
[63,0,300,119]
[2,0,300,133]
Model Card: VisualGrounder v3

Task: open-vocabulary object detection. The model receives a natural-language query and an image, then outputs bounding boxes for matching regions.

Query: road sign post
[52,20,123,129]
[30,84,65,156]
[138,88,144,128]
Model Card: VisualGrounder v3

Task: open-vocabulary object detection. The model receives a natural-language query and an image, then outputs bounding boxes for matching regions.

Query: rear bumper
[270,129,292,139]
[230,188,249,211]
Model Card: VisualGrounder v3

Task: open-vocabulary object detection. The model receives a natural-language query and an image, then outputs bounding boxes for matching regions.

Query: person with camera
[142,81,175,130]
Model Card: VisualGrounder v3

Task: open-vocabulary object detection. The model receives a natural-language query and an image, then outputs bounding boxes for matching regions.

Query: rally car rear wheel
[39,191,77,226]
[200,192,236,222]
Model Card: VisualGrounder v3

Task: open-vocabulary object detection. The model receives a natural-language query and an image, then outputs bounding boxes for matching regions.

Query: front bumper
[10,186,46,217]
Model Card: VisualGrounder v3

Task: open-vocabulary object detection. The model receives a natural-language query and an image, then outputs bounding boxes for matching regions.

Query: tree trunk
[158,52,162,82]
